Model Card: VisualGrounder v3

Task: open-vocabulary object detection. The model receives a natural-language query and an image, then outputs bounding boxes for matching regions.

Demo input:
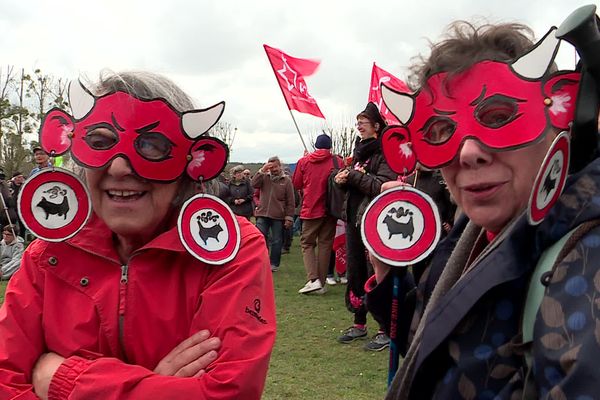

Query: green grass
[263,241,388,400]
[0,281,6,304]
[0,241,388,399]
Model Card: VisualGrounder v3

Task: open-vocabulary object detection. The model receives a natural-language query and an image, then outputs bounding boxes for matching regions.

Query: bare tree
[307,123,356,160]
[0,67,69,176]
[209,121,237,152]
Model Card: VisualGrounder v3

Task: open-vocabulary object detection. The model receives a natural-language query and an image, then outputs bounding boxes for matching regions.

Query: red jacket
[292,149,343,219]
[0,214,276,400]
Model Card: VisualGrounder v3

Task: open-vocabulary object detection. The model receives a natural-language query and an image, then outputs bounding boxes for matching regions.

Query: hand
[154,330,221,378]
[369,252,392,284]
[260,162,272,173]
[33,352,65,400]
[334,169,349,184]
[442,222,452,233]
[284,219,293,229]
[381,180,408,193]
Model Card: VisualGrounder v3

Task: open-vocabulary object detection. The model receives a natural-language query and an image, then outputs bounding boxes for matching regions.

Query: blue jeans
[256,217,284,267]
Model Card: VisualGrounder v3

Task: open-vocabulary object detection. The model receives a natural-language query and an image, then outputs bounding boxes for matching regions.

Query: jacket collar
[66,212,187,262]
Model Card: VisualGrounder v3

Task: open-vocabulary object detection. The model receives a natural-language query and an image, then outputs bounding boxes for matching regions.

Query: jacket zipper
[118,264,129,361]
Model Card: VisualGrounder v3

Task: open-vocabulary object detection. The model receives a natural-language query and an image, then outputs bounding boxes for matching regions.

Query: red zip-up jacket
[0,213,276,400]
[292,149,343,219]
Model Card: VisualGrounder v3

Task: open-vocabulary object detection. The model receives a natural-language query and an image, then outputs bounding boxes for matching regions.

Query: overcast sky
[0,0,594,163]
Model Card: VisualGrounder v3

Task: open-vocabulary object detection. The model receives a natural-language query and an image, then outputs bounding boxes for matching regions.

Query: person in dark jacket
[334,102,397,351]
[366,19,590,399]
[226,165,253,219]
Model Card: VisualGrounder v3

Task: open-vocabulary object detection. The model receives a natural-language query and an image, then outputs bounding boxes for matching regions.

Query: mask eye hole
[475,95,520,128]
[134,133,174,161]
[83,126,119,150]
[421,117,456,144]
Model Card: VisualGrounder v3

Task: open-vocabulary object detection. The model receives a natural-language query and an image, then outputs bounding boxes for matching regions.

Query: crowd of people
[2,5,600,399]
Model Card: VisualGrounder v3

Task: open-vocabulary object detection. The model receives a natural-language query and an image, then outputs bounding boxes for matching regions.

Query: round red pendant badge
[361,185,441,267]
[528,131,570,225]
[178,194,241,265]
[17,169,91,242]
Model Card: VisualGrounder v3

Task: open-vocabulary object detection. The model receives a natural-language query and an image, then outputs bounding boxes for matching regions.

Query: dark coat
[226,179,254,218]
[368,157,600,399]
[337,140,397,225]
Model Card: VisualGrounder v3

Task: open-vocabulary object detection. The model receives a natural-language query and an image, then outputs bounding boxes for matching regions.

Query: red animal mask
[40,81,228,182]
[380,28,580,174]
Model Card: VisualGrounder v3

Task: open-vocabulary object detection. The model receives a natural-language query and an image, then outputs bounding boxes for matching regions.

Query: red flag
[368,63,409,124]
[264,44,325,119]
[333,220,346,275]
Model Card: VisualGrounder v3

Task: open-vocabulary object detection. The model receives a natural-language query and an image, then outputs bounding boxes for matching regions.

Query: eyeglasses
[355,121,372,128]
[2,231,13,236]
[84,127,174,161]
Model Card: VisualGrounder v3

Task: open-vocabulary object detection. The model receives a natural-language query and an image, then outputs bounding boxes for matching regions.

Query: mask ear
[40,108,75,155]
[381,125,416,174]
[186,137,229,182]
[543,72,580,130]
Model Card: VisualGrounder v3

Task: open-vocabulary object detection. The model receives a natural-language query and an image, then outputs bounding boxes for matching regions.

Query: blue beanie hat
[315,134,332,149]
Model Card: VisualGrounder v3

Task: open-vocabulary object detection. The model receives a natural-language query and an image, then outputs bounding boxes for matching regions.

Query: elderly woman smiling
[0,71,276,400]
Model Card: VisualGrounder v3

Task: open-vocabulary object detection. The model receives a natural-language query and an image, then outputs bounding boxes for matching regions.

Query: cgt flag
[369,63,409,124]
[264,44,325,119]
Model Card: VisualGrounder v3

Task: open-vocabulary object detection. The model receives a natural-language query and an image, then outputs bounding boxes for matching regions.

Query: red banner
[264,44,325,119]
[333,220,346,275]
[368,63,409,124]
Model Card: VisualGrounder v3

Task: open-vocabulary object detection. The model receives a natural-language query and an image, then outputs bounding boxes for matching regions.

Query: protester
[0,225,24,281]
[0,71,276,400]
[252,156,295,272]
[293,134,342,294]
[28,147,52,177]
[9,172,26,238]
[226,165,254,219]
[334,102,397,350]
[366,20,592,398]
[0,172,17,233]
[243,169,252,180]
[9,172,24,199]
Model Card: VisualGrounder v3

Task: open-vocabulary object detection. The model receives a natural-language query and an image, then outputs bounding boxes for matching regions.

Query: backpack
[325,156,344,220]
[522,219,600,369]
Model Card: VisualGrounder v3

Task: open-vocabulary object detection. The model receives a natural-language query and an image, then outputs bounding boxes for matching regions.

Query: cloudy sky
[0,0,593,163]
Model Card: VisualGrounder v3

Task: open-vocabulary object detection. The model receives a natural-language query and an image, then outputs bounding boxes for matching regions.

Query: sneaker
[281,248,290,254]
[271,265,279,272]
[312,286,328,295]
[337,326,368,343]
[326,276,337,286]
[340,276,348,285]
[298,279,323,294]
[364,332,390,352]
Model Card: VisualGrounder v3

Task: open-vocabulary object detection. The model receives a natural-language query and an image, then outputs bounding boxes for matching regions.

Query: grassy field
[0,241,389,399]
[0,281,6,305]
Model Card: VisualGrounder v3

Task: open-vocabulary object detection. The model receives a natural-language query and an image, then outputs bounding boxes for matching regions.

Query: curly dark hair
[408,21,536,92]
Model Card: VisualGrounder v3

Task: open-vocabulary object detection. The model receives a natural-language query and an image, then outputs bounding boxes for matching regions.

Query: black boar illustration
[36,186,69,220]
[382,207,414,241]
[541,159,560,201]
[197,211,223,244]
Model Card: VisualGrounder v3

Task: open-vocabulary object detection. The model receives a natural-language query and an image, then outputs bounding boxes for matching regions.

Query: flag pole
[288,110,308,151]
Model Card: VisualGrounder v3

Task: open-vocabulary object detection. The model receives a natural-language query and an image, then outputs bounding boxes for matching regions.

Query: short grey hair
[92,70,195,111]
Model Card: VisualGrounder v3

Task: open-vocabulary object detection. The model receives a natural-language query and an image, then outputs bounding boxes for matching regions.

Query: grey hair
[92,70,195,111]
[267,156,281,165]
